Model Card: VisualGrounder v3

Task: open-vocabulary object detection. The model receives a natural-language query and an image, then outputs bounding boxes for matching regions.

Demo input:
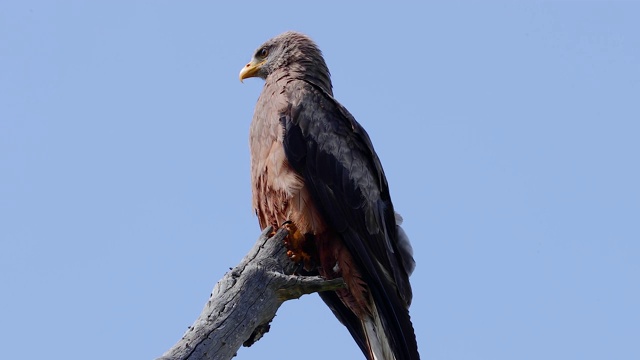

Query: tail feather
[363,304,395,360]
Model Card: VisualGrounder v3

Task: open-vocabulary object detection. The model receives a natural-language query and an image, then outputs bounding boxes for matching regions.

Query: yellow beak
[239,58,265,82]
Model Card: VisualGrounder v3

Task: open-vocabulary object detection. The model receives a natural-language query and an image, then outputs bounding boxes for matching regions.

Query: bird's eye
[257,48,268,58]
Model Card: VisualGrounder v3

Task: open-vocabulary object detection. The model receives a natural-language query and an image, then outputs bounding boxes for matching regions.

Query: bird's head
[239,31,331,91]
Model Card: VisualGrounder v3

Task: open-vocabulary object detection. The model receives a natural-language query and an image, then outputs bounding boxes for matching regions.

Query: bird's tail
[362,303,395,360]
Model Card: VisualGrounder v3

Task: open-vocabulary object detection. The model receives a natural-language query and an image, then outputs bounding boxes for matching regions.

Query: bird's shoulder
[279,78,389,211]
[280,78,374,161]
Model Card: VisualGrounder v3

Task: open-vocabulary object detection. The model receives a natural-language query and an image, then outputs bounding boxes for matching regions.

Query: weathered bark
[157,227,345,360]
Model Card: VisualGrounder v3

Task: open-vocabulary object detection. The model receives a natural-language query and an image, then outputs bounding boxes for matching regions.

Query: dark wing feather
[281,80,419,360]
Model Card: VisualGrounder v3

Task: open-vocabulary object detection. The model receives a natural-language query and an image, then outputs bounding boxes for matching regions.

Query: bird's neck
[288,61,333,96]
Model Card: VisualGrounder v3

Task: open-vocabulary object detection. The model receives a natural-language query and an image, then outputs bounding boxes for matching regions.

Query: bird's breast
[249,92,325,235]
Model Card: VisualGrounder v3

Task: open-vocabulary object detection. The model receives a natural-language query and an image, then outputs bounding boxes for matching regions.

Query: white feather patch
[362,302,396,360]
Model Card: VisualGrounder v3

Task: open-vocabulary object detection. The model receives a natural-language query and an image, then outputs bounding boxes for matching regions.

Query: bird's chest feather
[249,86,301,227]
[248,82,325,234]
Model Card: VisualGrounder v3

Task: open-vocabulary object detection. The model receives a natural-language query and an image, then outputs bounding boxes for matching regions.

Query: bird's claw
[282,221,315,272]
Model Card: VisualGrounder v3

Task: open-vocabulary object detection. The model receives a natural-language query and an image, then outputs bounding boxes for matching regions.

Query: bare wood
[157,227,345,360]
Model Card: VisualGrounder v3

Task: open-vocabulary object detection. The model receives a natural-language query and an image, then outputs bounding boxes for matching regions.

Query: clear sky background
[1,1,638,359]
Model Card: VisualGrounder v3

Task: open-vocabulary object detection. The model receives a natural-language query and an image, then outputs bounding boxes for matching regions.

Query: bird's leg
[267,218,283,237]
[282,220,301,262]
[282,220,315,272]
[268,225,278,237]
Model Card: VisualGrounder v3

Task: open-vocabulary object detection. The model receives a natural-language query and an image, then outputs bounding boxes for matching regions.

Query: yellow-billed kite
[240,31,419,360]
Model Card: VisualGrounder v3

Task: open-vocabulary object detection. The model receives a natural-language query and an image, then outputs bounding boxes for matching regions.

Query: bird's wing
[281,79,418,359]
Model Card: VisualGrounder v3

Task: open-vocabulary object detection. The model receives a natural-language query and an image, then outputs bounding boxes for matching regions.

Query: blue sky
[1,1,639,359]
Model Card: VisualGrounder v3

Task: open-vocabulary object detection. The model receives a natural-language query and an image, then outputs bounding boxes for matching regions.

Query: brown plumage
[240,31,419,360]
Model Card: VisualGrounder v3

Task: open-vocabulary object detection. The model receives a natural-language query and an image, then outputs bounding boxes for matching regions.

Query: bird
[239,31,419,360]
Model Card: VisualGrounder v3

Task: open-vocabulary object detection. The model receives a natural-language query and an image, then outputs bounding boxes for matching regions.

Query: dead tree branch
[157,227,345,360]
